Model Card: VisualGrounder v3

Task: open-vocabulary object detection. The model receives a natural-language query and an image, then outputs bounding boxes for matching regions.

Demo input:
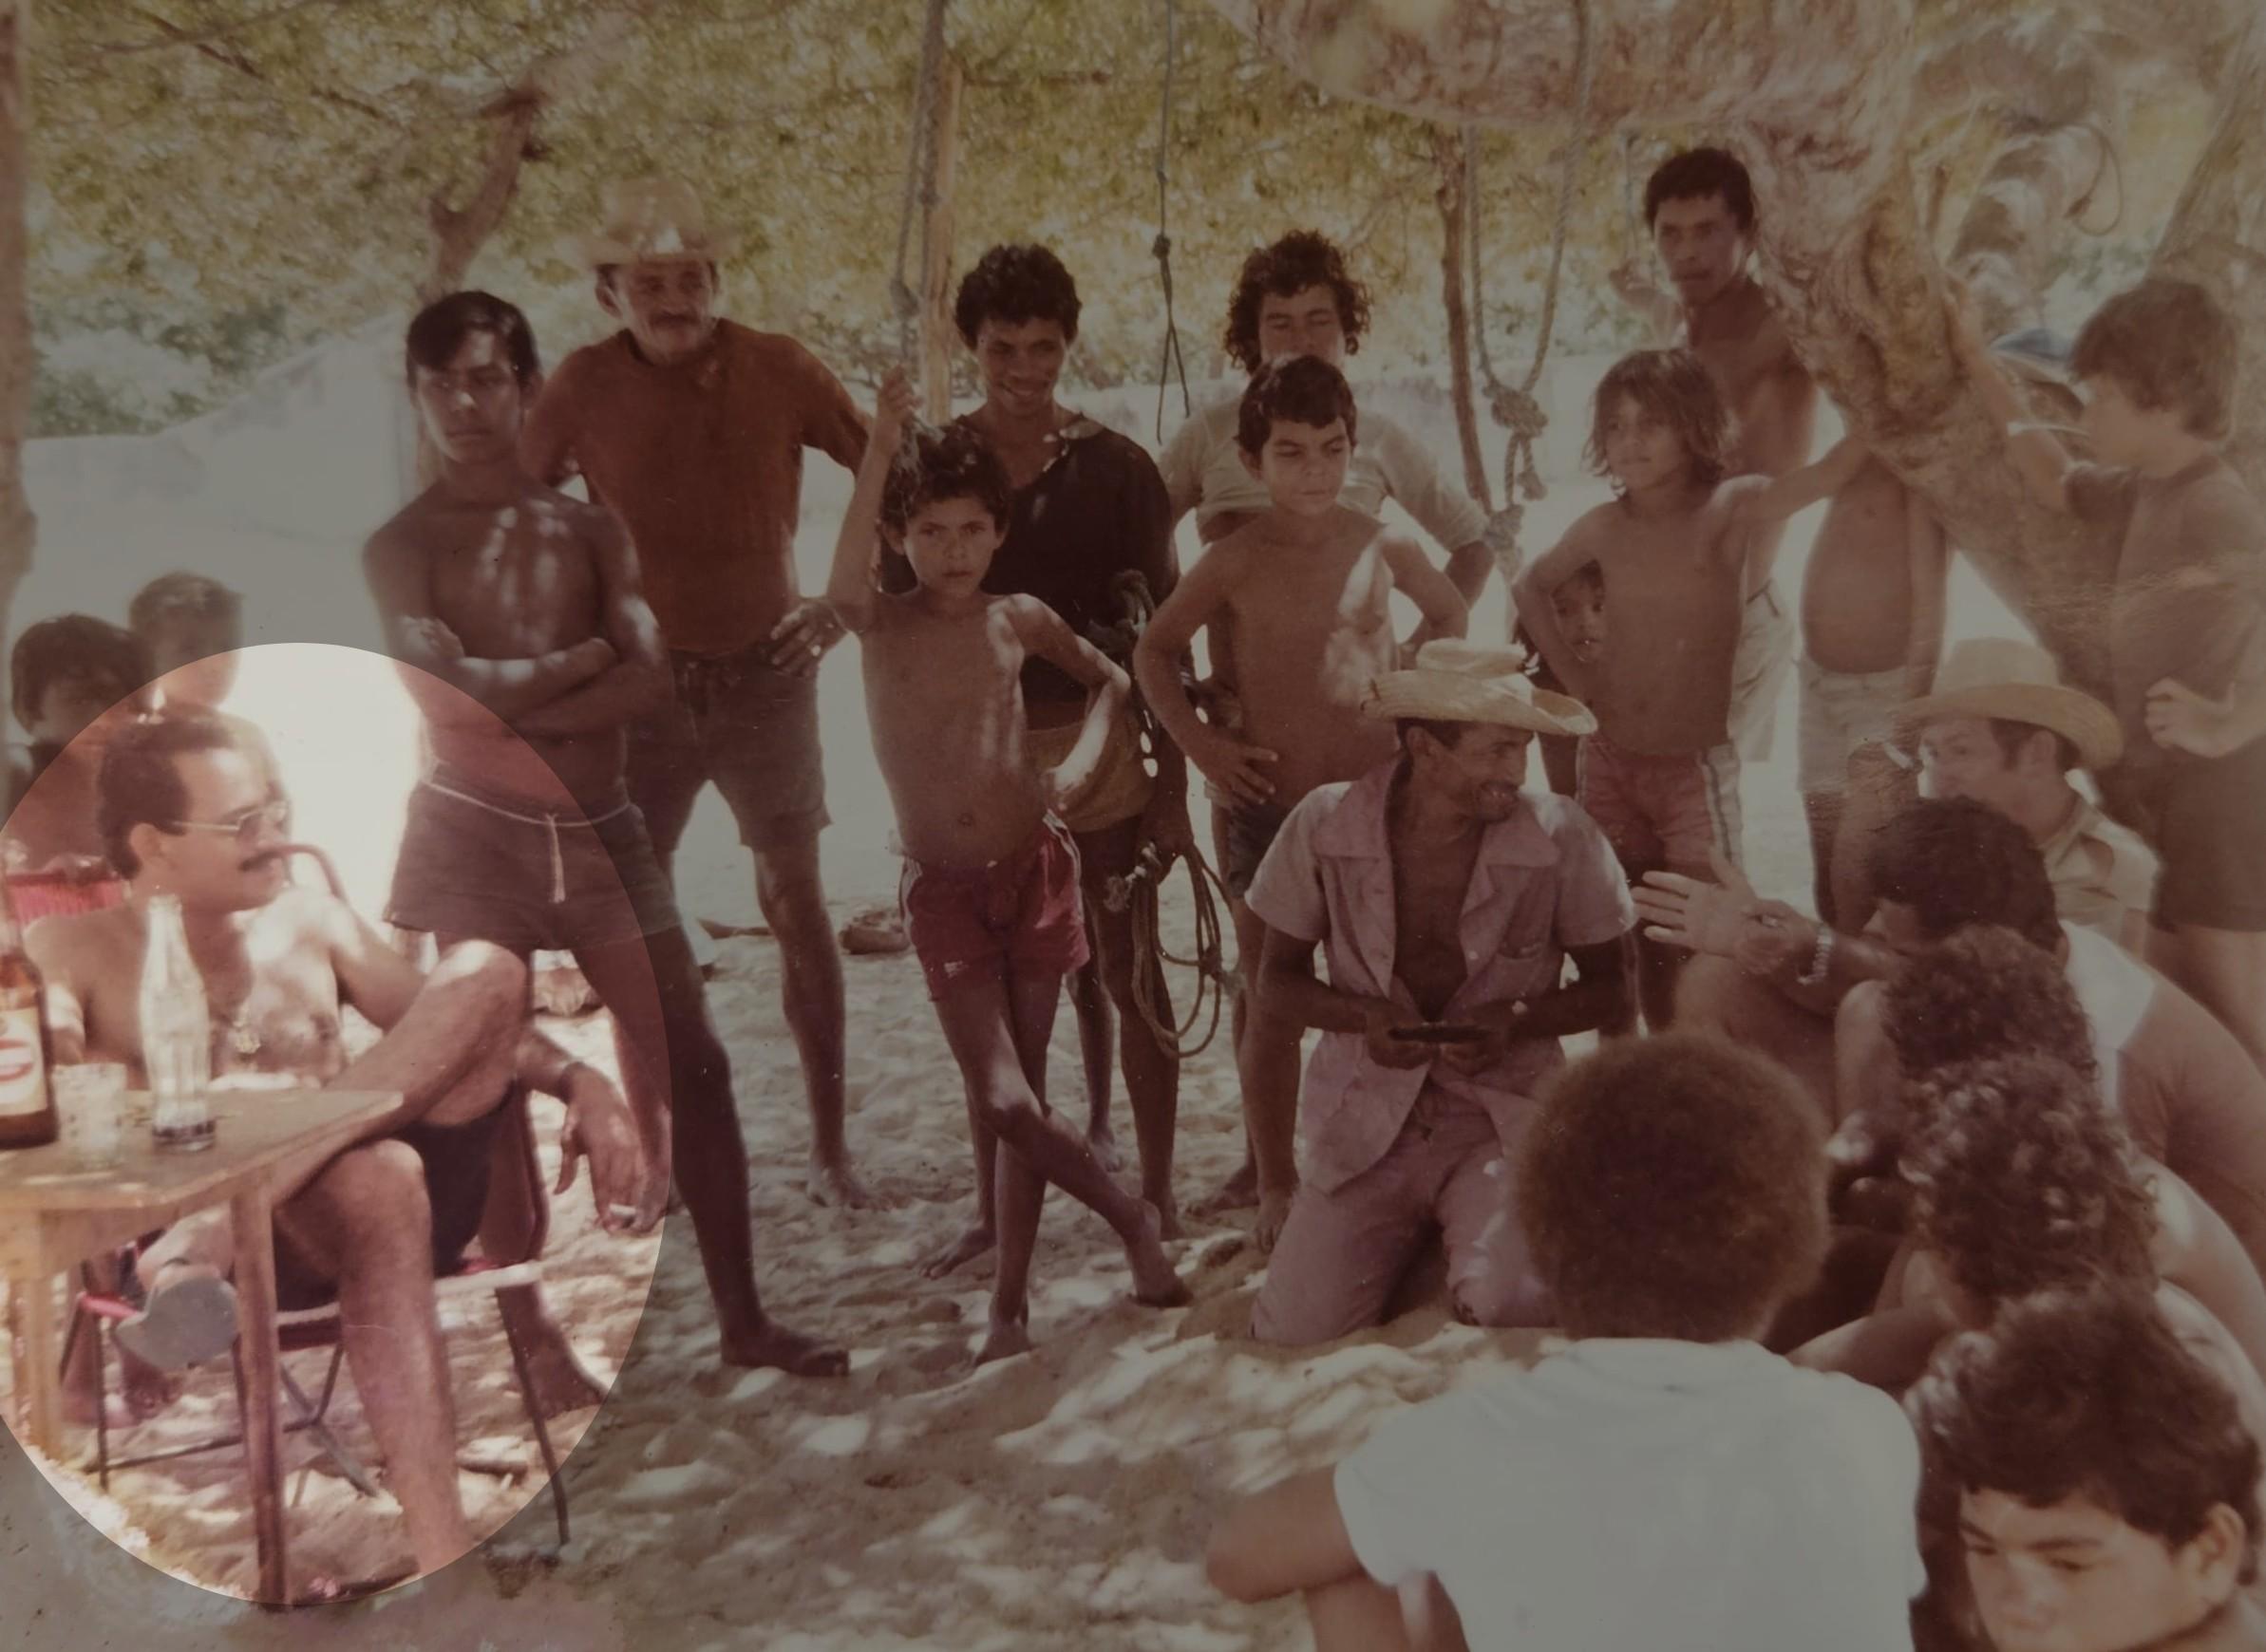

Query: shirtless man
[1611,148,1819,766]
[28,708,559,1578]
[365,290,842,1378]
[520,178,868,1206]
[1136,357,1469,1248]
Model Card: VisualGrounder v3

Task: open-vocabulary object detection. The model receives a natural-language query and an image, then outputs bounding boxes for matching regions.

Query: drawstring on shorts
[422,776,633,906]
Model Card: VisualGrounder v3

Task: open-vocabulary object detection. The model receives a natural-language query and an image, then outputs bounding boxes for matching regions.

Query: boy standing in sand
[826,372,1187,1363]
[1134,356,1470,1250]
[1950,277,2266,1073]
[1513,349,1768,1028]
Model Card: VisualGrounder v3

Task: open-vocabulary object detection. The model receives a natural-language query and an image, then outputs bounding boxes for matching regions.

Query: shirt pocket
[1491,936,1558,999]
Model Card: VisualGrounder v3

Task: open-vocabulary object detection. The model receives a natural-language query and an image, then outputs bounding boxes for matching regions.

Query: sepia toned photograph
[2,0,2263,1647]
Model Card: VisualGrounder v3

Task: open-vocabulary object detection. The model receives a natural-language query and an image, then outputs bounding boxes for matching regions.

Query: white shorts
[1728,581,1797,764]
[1796,657,1907,797]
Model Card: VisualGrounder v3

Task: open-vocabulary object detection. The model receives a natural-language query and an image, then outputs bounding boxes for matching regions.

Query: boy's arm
[1011,596,1131,806]
[514,510,672,735]
[1135,551,1279,805]
[1378,533,1471,654]
[1743,434,1871,525]
[824,370,917,637]
[1904,499,1950,699]
[1945,285,2074,513]
[1512,522,1601,701]
[363,523,613,723]
[1206,1468,1366,1604]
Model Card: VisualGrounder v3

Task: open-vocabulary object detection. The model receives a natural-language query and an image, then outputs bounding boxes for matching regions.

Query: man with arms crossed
[367,290,844,1378]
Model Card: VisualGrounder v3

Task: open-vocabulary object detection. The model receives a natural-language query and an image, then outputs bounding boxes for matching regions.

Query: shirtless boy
[826,372,1185,1362]
[367,290,842,1378]
[28,708,571,1578]
[520,177,868,1205]
[4,617,151,877]
[1513,348,1768,1027]
[1910,1288,2266,1652]
[1135,356,1469,1248]
[1612,148,1819,763]
[1950,276,2266,1074]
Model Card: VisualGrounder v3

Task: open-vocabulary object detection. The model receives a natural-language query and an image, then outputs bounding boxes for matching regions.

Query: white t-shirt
[1334,1339,1924,1652]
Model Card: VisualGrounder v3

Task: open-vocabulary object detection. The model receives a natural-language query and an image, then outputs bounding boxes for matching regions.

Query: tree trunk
[918,55,964,425]
[1206,0,2262,702]
[1430,124,1491,511]
[0,0,32,738]
[2150,1,2266,490]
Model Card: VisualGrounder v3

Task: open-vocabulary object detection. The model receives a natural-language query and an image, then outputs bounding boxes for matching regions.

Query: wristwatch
[1794,922,1836,989]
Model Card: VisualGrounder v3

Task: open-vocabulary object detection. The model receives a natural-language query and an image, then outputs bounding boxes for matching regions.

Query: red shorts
[899,817,1090,999]
[1577,733,1743,873]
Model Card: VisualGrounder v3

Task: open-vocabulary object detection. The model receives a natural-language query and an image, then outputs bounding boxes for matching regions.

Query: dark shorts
[386,768,681,953]
[2150,745,2266,931]
[274,1103,505,1312]
[627,645,829,855]
[899,817,1089,999]
[1220,798,1294,901]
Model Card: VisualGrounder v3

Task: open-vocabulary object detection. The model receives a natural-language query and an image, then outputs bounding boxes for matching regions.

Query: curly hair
[2071,278,2238,442]
[1221,230,1371,375]
[1520,1032,1827,1342]
[1905,1054,2155,1307]
[1865,798,2062,954]
[1908,1287,2261,1581]
[1235,355,1359,458]
[878,422,1015,542]
[1583,350,1732,494]
[10,615,152,735]
[1885,926,2099,1090]
[1643,146,1757,235]
[952,243,1082,348]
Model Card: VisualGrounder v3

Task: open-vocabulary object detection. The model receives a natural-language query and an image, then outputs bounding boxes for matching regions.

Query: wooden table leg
[13,1262,63,1457]
[230,1185,288,1605]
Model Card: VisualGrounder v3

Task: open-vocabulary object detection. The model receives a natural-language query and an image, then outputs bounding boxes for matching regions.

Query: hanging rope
[1463,0,1596,572]
[1150,0,1192,441]
[890,0,954,370]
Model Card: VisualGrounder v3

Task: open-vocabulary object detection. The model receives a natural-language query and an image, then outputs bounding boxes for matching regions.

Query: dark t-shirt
[967,416,1177,710]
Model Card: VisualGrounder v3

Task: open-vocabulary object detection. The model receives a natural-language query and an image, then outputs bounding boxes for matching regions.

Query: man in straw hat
[522,177,871,1207]
[1239,641,1633,1345]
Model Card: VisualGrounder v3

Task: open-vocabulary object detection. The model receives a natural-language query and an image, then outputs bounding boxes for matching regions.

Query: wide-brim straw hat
[1364,639,1596,739]
[1898,636,2123,772]
[573,177,735,268]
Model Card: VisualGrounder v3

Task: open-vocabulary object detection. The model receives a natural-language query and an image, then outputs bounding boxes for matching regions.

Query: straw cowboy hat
[1899,637,2123,772]
[574,177,734,268]
[1364,639,1596,739]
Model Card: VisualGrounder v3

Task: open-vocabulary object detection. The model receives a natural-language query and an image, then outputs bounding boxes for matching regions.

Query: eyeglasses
[167,800,290,846]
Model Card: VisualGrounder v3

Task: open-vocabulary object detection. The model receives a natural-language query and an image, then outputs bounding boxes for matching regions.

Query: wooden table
[0,1088,398,1605]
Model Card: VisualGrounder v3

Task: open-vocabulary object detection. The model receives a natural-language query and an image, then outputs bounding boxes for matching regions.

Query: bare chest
[82,930,349,1084]
[426,515,604,656]
[1389,851,1481,1011]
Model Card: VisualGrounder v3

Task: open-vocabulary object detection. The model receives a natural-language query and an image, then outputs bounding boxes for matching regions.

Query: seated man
[1908,1287,2266,1652]
[4,615,151,879]
[1243,641,1631,1345]
[1794,1049,2266,1408]
[1899,636,2155,950]
[1207,1034,1924,1651]
[29,708,642,1578]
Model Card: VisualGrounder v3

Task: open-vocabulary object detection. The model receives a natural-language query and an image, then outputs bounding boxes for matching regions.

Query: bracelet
[1795,923,1836,989]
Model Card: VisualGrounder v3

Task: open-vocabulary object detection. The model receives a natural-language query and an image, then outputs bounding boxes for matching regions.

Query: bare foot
[719,1317,850,1378]
[920,1222,994,1280]
[975,1311,1032,1366]
[496,1286,609,1417]
[1255,1187,1294,1254]
[1125,1202,1192,1307]
[1193,1158,1258,1217]
[1084,1122,1124,1175]
[807,1157,877,1210]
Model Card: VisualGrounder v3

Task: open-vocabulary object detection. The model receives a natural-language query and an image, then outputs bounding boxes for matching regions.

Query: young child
[826,371,1187,1361]
[129,571,243,711]
[1950,277,2266,1074]
[1206,1033,1924,1651]
[4,615,152,876]
[1908,1287,2266,1652]
[1513,348,1771,1027]
[1134,354,1468,1248]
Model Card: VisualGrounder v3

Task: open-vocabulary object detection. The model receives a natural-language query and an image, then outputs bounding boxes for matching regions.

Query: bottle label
[0,1006,47,1118]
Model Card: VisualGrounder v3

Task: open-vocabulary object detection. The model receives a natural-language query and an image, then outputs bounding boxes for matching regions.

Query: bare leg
[980,962,1062,1363]
[928,965,1186,1307]
[1801,790,1845,931]
[1065,947,1121,1170]
[1196,802,1258,1215]
[922,1105,999,1280]
[1080,817,1180,1232]
[1829,745,1917,937]
[61,1251,180,1426]
[753,836,866,1207]
[575,931,847,1376]
[2151,922,2266,1075]
[1307,1576,1418,1652]
[1633,859,1690,1032]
